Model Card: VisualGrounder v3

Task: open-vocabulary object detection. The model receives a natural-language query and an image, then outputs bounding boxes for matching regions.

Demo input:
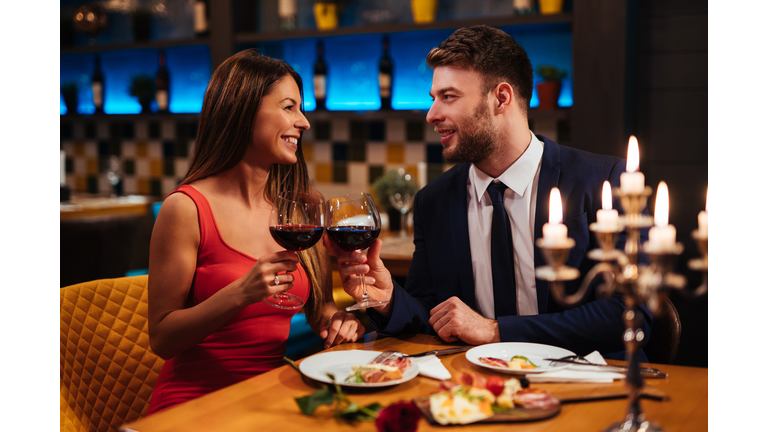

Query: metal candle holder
[534,186,708,432]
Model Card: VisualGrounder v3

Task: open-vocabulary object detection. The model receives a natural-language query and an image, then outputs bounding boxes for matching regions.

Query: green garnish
[344,369,365,383]
[511,355,539,367]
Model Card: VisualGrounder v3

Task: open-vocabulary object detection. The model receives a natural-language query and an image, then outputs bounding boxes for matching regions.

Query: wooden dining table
[121,333,707,432]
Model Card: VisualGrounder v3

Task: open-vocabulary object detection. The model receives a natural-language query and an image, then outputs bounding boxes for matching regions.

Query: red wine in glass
[269,225,324,250]
[325,193,388,311]
[266,194,323,310]
[325,226,380,251]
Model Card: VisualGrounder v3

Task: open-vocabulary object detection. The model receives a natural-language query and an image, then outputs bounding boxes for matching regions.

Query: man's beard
[442,100,498,164]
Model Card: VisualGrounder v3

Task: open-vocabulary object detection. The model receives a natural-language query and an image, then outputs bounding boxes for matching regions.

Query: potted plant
[61,82,79,115]
[535,65,566,110]
[131,7,153,42]
[372,168,418,233]
[128,73,156,113]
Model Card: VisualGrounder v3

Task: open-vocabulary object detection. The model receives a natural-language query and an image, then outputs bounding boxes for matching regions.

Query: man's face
[426,66,498,164]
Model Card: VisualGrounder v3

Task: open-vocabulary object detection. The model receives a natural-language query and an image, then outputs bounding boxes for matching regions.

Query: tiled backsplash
[60,114,563,199]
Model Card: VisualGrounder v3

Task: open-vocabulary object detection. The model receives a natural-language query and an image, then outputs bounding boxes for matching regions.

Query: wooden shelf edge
[235,13,572,44]
[60,113,201,121]
[59,109,570,122]
[60,37,210,54]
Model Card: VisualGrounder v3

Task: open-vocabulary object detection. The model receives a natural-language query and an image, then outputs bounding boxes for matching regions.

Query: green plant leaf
[295,388,335,415]
[283,356,300,373]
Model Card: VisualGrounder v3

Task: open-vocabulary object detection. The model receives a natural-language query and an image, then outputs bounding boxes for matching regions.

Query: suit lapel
[534,136,561,314]
[448,163,477,310]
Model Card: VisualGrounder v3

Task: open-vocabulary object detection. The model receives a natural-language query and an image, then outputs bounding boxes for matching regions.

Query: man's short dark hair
[426,25,533,112]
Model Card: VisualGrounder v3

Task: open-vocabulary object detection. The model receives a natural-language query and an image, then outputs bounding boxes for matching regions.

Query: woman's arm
[147,192,299,359]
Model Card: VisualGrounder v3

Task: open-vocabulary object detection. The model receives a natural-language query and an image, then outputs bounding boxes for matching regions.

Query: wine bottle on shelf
[379,35,393,110]
[155,50,170,113]
[194,0,209,37]
[279,0,297,31]
[314,40,327,111]
[92,54,104,114]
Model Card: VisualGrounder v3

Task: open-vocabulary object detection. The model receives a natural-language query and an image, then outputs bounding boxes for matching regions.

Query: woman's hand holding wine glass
[264,193,324,309]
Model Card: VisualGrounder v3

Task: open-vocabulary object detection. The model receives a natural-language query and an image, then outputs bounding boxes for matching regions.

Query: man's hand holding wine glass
[323,236,395,317]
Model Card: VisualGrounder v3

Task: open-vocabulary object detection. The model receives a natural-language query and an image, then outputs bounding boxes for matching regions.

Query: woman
[146,50,364,414]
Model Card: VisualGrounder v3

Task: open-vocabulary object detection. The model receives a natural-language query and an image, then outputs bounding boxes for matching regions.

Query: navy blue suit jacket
[367,136,652,358]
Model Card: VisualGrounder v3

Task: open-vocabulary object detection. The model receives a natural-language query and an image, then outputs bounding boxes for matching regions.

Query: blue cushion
[286,313,322,358]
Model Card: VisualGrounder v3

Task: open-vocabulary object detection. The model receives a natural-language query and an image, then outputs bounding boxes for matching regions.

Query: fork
[544,355,667,378]
[371,346,471,364]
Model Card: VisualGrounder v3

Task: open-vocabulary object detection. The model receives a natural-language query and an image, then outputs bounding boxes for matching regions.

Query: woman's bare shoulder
[154,191,200,239]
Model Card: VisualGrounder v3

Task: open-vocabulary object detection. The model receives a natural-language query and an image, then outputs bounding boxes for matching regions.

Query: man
[325,25,651,359]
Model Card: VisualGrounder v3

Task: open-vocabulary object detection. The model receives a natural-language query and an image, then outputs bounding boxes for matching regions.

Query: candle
[542,188,568,246]
[61,150,66,186]
[620,136,645,193]
[596,181,620,230]
[648,181,676,251]
[698,186,708,238]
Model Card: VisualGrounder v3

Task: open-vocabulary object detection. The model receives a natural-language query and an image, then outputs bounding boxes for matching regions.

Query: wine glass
[325,192,387,311]
[266,193,324,309]
[388,192,413,237]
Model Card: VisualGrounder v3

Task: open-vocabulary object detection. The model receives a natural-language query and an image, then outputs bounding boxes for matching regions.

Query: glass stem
[359,273,369,301]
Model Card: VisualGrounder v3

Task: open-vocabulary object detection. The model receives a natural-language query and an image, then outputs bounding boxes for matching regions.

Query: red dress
[147,185,310,414]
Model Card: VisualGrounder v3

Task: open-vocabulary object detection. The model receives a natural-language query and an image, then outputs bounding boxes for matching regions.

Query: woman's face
[249,74,310,166]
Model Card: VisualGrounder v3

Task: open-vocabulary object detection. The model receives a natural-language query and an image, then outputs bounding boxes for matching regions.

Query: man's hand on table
[323,237,394,317]
[429,297,501,345]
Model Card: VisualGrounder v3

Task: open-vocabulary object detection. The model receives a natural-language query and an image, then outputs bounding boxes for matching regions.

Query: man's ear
[493,82,514,113]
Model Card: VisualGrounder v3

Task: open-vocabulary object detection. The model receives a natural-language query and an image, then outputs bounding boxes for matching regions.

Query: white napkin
[525,351,625,383]
[411,355,452,380]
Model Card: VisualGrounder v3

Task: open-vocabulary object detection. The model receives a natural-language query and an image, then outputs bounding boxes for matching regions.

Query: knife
[543,358,667,378]
[404,346,472,358]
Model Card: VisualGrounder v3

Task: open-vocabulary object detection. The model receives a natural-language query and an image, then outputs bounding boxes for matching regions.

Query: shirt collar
[469,130,544,203]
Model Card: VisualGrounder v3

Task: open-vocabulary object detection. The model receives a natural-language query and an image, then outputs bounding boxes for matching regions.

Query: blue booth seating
[285,313,323,359]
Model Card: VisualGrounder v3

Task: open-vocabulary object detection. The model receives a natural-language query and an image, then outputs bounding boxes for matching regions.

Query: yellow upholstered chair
[60,276,164,432]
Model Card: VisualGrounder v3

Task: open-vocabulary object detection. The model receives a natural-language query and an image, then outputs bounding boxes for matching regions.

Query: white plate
[465,342,576,375]
[298,350,420,388]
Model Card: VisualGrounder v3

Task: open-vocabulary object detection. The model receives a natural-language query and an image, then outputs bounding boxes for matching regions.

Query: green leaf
[283,356,300,373]
[295,388,334,415]
[338,402,383,421]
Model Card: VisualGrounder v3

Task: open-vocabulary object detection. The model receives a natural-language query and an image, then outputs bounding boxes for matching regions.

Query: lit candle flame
[602,181,612,210]
[654,181,669,227]
[549,188,563,225]
[626,136,639,173]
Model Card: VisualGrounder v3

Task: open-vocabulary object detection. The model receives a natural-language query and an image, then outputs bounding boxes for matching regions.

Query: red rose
[375,401,422,432]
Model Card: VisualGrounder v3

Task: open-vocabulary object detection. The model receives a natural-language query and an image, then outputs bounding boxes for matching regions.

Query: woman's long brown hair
[181,49,326,326]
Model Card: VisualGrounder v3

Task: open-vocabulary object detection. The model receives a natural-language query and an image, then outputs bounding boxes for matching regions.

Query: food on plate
[426,371,554,425]
[479,355,539,370]
[494,377,523,409]
[345,355,412,384]
[429,385,495,425]
[512,388,559,410]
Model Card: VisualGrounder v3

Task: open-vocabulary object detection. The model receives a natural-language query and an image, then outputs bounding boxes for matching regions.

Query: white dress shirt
[467,131,544,319]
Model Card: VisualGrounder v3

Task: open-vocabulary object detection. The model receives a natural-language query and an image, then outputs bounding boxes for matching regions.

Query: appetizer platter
[465,342,576,374]
[298,350,419,388]
[412,372,560,425]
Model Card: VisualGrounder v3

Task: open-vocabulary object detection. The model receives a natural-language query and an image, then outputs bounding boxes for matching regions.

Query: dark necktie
[487,182,517,318]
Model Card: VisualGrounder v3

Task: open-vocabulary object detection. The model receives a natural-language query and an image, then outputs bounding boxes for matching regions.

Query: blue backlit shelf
[245,16,574,112]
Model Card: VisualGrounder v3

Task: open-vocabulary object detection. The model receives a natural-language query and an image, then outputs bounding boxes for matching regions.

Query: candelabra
[535,185,708,432]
